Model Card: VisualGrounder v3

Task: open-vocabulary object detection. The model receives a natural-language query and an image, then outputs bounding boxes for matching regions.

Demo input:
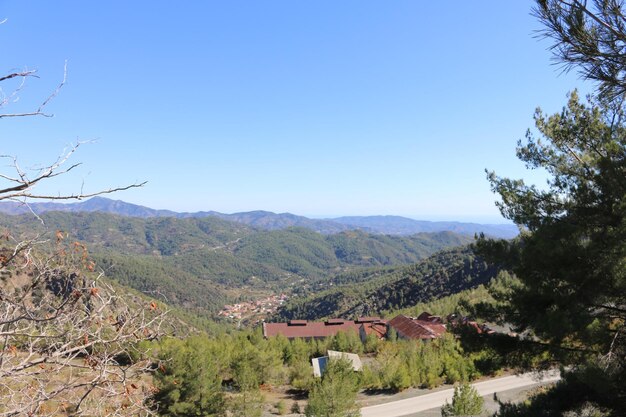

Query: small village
[217,293,289,321]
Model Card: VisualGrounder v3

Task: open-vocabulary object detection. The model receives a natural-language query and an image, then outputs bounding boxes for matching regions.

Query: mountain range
[0,197,518,238]
[0,210,475,316]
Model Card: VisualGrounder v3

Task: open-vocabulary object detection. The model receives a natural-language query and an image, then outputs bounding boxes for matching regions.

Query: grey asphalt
[360,371,561,417]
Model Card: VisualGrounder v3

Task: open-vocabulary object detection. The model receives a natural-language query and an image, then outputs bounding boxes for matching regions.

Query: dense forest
[276,247,499,320]
[0,211,473,316]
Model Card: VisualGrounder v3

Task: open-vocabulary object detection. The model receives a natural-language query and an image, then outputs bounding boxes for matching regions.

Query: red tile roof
[464,320,496,335]
[326,318,347,325]
[360,321,388,339]
[263,319,363,339]
[356,317,382,323]
[388,315,446,340]
[417,312,443,324]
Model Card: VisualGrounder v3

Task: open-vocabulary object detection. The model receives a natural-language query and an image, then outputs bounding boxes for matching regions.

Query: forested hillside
[0,197,518,238]
[276,247,499,320]
[0,211,251,255]
[0,211,473,316]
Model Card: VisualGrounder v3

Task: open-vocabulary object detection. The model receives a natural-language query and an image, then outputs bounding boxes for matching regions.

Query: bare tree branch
[0,141,147,203]
[0,62,66,119]
[0,239,166,416]
[0,21,158,416]
[0,70,38,83]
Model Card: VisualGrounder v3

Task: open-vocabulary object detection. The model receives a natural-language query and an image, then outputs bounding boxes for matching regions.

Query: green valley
[0,211,477,318]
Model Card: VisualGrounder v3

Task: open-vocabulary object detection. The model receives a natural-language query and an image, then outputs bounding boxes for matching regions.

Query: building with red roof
[417,311,444,324]
[387,314,447,341]
[359,320,388,341]
[263,313,446,341]
[263,317,383,340]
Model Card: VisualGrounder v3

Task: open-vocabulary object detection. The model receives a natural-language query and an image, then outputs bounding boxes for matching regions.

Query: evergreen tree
[153,337,225,417]
[305,358,361,417]
[276,400,288,415]
[387,327,398,342]
[389,365,411,392]
[229,388,264,417]
[479,90,626,414]
[330,330,364,353]
[478,8,626,407]
[363,333,381,353]
[534,0,626,100]
[289,360,316,392]
[441,383,484,417]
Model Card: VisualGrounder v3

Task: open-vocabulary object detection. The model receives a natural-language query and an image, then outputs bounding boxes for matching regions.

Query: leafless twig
[0,62,66,119]
[0,21,158,416]
[0,237,166,416]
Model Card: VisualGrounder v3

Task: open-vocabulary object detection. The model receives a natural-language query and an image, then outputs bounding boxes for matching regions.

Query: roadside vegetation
[146,322,511,416]
[441,383,484,417]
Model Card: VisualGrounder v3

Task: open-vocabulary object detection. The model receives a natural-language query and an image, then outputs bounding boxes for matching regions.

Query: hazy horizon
[2,2,589,224]
[3,196,514,225]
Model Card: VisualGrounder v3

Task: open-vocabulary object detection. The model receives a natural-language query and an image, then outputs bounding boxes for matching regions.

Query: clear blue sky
[1,1,590,222]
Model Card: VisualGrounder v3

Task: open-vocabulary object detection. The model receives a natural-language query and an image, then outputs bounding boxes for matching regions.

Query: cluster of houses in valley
[262,312,462,342]
[217,293,288,320]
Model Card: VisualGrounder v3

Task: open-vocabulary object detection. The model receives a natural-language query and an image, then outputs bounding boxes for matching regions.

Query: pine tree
[305,358,361,417]
[534,0,626,100]
[479,88,626,413]
[441,383,484,417]
[153,337,225,417]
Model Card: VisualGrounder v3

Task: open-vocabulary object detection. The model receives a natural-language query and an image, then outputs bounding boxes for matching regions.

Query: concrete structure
[328,350,362,371]
[311,356,328,378]
[312,350,362,377]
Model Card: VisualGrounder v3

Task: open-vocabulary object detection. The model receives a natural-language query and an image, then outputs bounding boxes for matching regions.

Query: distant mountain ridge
[0,197,518,238]
[332,215,518,239]
[0,198,350,234]
[0,210,474,316]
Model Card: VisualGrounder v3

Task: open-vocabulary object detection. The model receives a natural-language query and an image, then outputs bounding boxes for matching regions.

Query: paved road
[361,371,561,417]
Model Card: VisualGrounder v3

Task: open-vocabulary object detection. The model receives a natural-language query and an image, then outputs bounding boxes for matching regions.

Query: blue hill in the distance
[0,197,518,239]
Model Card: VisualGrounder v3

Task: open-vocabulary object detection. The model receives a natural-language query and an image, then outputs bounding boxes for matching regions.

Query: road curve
[361,371,561,417]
